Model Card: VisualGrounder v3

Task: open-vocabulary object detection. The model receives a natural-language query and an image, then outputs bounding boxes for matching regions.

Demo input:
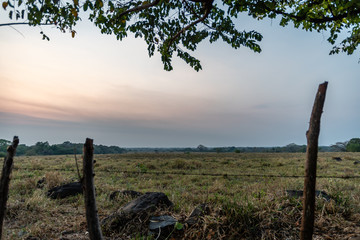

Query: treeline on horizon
[1,138,359,156]
[0,140,126,157]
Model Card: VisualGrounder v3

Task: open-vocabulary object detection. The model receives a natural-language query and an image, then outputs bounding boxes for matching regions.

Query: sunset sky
[1,12,359,147]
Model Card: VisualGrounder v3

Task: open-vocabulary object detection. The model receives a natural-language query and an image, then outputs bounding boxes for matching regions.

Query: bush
[346,138,360,152]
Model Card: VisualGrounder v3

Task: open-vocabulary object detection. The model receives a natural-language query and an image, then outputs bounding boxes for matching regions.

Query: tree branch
[166,0,213,49]
[187,0,211,3]
[182,0,217,31]
[0,22,51,27]
[74,149,82,182]
[116,0,161,20]
[268,7,360,24]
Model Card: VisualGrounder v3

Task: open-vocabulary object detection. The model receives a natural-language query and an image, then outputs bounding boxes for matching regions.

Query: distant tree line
[0,138,359,156]
[195,143,309,153]
[0,140,126,157]
[126,140,360,153]
[330,138,360,152]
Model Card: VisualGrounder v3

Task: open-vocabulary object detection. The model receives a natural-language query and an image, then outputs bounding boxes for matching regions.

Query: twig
[74,148,82,182]
[8,25,25,38]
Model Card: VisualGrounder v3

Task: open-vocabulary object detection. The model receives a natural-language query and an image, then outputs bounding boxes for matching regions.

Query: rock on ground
[101,192,173,236]
[47,182,83,199]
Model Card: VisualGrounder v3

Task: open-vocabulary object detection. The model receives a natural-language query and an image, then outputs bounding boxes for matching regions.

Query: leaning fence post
[0,136,19,240]
[300,82,328,240]
[82,138,103,240]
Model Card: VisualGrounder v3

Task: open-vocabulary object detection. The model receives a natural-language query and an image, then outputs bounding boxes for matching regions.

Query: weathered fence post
[0,136,19,240]
[300,82,328,240]
[82,138,103,240]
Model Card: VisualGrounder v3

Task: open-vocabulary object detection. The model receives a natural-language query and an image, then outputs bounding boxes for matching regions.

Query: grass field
[3,152,360,239]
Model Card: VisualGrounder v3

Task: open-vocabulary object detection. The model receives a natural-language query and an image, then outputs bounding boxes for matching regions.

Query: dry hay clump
[180,197,360,239]
[44,171,69,189]
[181,201,300,240]
[102,200,300,239]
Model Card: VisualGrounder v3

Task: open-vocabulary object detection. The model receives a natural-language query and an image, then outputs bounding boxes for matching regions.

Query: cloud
[1,14,360,147]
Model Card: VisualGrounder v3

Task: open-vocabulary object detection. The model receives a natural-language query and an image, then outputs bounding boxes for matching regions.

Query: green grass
[3,152,360,239]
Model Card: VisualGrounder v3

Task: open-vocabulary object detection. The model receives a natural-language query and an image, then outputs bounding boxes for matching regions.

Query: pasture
[4,152,360,239]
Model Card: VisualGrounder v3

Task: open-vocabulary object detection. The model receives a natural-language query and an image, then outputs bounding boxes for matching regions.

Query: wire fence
[12,167,360,179]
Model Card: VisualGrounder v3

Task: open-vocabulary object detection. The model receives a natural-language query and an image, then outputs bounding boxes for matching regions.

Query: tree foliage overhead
[1,0,359,70]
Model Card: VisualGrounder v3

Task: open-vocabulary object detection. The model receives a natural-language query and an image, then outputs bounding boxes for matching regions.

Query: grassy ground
[3,152,360,239]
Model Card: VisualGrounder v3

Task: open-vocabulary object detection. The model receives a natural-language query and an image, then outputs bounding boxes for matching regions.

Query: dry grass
[3,152,360,239]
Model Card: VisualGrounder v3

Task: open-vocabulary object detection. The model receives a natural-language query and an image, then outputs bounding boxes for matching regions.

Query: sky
[0,9,359,148]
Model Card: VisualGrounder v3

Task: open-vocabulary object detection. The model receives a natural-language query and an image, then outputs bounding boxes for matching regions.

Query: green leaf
[108,0,114,12]
[88,1,93,10]
[175,222,183,230]
[15,10,20,20]
[7,0,13,8]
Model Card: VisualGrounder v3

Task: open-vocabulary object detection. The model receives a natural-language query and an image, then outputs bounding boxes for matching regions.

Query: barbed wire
[12,167,360,179]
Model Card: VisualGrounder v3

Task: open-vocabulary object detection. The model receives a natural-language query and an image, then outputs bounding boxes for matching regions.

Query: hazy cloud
[1,14,359,147]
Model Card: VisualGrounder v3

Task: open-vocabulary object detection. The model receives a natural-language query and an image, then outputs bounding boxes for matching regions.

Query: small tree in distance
[1,0,359,71]
[330,141,348,152]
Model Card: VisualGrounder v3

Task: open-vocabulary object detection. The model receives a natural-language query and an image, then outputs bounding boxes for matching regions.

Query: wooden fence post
[0,136,19,240]
[82,138,103,240]
[300,82,328,240]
